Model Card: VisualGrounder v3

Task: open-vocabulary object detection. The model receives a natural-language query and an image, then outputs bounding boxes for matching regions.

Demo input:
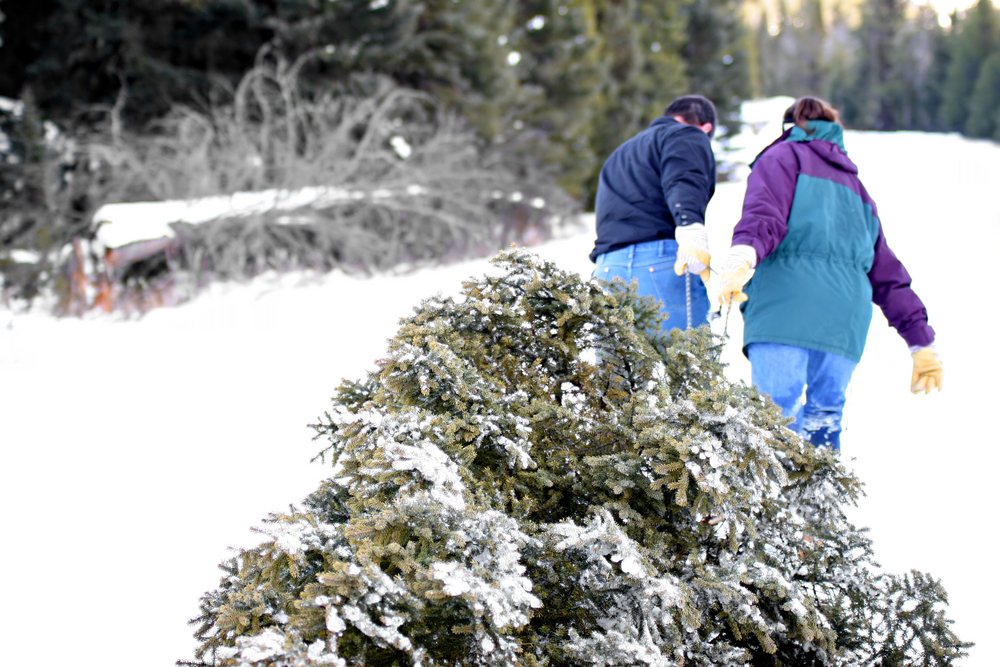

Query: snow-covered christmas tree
[185,249,969,666]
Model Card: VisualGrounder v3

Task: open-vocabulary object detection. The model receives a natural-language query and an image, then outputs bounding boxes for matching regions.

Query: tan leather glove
[910,345,943,394]
[673,223,711,283]
[717,245,757,306]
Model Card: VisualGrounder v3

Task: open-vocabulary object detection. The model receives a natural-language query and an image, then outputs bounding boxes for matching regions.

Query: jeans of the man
[594,239,710,332]
[747,342,858,451]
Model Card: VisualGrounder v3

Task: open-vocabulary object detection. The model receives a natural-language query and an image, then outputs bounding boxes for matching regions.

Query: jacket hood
[786,120,857,173]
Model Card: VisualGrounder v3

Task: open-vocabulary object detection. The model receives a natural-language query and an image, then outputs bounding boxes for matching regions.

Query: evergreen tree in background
[758,2,785,97]
[262,0,522,140]
[939,0,999,130]
[633,0,690,125]
[501,1,606,198]
[539,0,694,204]
[849,0,904,129]
[0,0,522,132]
[791,0,832,99]
[186,250,970,667]
[744,3,766,98]
[748,0,1000,139]
[751,0,820,98]
[681,0,752,139]
[822,1,858,112]
[583,0,751,201]
[920,7,952,131]
[584,0,651,202]
[966,50,1000,138]
[4,0,268,125]
[846,0,941,131]
[890,6,947,131]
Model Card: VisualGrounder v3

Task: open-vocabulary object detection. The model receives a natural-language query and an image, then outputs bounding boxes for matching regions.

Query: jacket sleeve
[660,128,715,226]
[730,145,799,263]
[868,222,936,348]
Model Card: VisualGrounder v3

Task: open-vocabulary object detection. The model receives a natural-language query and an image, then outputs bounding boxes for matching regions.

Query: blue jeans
[747,342,858,451]
[594,240,710,332]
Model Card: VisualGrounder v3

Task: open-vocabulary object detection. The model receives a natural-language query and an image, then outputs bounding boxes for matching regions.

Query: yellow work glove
[716,244,758,306]
[673,223,711,283]
[910,345,943,394]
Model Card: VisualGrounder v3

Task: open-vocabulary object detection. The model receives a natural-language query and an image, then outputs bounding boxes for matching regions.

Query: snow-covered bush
[187,250,969,666]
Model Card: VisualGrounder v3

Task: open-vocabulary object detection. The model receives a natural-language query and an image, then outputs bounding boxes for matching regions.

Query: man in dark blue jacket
[590,95,717,331]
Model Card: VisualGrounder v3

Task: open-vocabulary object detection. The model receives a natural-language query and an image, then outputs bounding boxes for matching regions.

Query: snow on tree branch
[186,249,970,667]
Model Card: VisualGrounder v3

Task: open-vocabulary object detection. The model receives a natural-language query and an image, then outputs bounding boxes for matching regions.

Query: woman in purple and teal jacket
[717,97,944,451]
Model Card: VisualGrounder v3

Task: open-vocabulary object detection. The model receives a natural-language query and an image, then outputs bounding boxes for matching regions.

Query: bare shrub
[3,48,577,313]
[80,50,575,310]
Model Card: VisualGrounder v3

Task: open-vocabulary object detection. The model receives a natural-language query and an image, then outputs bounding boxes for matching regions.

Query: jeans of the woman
[747,342,858,451]
[594,239,710,332]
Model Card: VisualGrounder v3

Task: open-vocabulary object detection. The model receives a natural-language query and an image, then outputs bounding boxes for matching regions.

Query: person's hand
[717,245,757,306]
[674,223,711,283]
[718,266,751,305]
[910,345,943,394]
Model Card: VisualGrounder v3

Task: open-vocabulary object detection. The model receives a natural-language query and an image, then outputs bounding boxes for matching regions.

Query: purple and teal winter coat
[733,120,934,362]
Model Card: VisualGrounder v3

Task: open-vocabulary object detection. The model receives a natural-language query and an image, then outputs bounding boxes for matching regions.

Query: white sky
[2,100,999,666]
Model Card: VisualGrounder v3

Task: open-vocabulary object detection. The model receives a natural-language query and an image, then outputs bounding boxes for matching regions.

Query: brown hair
[783,96,841,132]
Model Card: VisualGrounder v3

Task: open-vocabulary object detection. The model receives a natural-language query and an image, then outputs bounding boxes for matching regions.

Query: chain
[685,272,692,329]
[689,263,736,338]
[709,301,734,341]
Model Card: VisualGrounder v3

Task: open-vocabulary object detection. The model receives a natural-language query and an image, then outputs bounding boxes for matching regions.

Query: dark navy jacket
[590,116,716,262]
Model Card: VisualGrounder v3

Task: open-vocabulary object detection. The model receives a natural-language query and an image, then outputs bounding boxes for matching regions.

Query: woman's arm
[730,144,800,264]
[868,223,936,348]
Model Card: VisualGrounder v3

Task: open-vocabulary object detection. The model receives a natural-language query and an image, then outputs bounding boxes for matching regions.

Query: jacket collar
[786,120,846,151]
[650,115,680,129]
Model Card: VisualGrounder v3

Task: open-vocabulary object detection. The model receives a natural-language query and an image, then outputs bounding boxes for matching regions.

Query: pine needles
[186,251,971,666]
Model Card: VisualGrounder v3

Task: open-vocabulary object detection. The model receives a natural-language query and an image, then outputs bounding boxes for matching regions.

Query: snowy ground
[2,102,999,665]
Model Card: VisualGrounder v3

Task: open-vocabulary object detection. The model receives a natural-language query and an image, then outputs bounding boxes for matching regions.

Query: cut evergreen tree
[186,249,970,667]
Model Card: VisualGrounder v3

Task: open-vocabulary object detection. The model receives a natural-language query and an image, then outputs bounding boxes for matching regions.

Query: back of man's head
[664,95,717,138]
